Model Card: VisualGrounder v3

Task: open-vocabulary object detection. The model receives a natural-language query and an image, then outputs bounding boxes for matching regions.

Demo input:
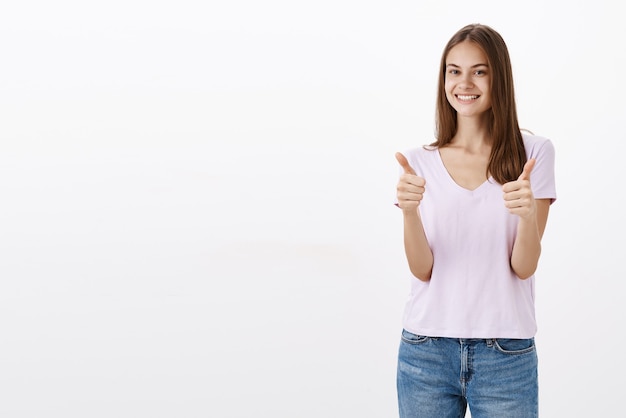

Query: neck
[452,117,491,151]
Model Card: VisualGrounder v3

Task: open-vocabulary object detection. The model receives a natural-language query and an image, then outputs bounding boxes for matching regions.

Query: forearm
[510,216,542,279]
[402,209,433,281]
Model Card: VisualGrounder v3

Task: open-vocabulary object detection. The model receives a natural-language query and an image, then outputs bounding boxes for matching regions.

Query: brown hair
[432,23,526,184]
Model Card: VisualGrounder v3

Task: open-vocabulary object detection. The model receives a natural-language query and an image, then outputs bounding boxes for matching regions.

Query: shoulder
[522,132,557,201]
[522,132,555,159]
[402,144,439,174]
[403,143,438,160]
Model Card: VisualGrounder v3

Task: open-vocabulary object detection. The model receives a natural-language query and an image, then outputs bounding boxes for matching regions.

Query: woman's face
[444,40,492,118]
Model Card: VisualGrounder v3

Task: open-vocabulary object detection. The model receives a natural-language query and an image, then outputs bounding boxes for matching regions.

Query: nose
[460,73,474,89]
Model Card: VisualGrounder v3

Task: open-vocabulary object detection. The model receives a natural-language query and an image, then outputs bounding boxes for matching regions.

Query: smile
[456,95,479,100]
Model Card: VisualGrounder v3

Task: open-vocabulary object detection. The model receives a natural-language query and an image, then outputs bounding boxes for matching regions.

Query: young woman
[394,24,556,417]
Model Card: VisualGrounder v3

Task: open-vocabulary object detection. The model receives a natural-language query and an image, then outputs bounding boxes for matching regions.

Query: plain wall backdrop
[1,1,623,417]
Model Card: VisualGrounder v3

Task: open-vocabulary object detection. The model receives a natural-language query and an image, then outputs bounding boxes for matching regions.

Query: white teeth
[457,95,478,100]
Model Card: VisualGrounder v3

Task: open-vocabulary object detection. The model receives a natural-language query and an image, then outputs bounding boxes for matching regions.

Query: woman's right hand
[395,152,426,211]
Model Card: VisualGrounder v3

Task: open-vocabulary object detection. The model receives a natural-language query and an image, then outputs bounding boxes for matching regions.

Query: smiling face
[444,40,492,118]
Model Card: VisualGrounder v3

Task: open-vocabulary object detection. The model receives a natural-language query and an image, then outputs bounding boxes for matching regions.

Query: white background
[0,1,623,417]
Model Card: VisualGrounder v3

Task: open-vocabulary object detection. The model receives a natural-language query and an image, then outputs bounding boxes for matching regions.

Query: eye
[448,69,459,75]
[474,69,487,76]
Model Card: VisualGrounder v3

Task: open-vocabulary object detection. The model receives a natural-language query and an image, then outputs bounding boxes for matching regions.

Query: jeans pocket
[493,338,536,355]
[400,329,432,345]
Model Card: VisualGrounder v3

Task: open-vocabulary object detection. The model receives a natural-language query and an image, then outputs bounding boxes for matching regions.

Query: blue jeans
[397,330,538,418]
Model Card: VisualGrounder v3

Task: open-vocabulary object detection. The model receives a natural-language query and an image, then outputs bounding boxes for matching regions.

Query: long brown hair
[432,23,526,184]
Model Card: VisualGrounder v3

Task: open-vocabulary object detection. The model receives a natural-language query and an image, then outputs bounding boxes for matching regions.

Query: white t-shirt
[397,134,557,339]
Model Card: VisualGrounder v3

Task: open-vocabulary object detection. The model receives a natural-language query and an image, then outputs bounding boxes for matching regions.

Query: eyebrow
[446,63,489,69]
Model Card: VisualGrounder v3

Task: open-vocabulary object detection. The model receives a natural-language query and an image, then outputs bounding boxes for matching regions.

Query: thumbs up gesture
[395,152,426,210]
[502,158,536,219]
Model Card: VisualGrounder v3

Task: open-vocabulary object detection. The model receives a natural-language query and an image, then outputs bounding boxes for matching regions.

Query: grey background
[0,0,622,416]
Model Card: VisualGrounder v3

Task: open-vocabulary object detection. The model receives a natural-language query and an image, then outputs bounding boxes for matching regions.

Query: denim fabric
[397,329,538,418]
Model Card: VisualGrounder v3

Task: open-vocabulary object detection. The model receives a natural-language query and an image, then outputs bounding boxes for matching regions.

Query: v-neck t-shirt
[397,134,557,339]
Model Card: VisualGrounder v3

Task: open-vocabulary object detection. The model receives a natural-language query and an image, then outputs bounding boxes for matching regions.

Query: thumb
[518,158,536,181]
[395,152,416,175]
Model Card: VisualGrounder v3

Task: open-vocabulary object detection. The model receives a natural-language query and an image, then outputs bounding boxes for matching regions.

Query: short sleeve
[526,136,557,204]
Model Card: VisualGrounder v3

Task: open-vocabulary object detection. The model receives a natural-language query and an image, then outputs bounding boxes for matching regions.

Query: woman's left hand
[502,159,537,219]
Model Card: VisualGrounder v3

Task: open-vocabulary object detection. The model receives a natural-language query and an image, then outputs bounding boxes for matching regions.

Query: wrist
[402,207,420,216]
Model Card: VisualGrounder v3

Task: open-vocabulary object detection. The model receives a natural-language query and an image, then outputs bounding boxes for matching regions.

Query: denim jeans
[397,329,538,418]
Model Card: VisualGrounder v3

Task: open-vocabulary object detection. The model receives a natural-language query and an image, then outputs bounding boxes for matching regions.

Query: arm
[503,158,551,279]
[510,199,550,279]
[401,209,434,281]
[395,152,434,281]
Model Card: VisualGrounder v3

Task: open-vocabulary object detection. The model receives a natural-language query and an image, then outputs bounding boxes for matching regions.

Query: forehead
[446,40,488,66]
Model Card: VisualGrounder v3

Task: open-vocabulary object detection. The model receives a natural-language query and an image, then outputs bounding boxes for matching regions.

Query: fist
[395,152,426,210]
[502,158,536,219]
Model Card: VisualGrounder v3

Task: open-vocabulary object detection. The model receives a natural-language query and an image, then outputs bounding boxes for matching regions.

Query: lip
[455,94,480,103]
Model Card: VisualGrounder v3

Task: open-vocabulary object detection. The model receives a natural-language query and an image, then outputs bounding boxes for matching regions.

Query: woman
[394,23,556,417]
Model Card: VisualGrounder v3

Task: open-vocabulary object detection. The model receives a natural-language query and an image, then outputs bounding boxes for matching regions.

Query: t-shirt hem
[402,326,537,340]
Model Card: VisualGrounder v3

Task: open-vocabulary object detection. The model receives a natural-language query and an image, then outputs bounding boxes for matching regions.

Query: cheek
[481,87,492,104]
[444,81,455,98]
[444,92,454,107]
[480,80,491,96]
[445,90,457,106]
